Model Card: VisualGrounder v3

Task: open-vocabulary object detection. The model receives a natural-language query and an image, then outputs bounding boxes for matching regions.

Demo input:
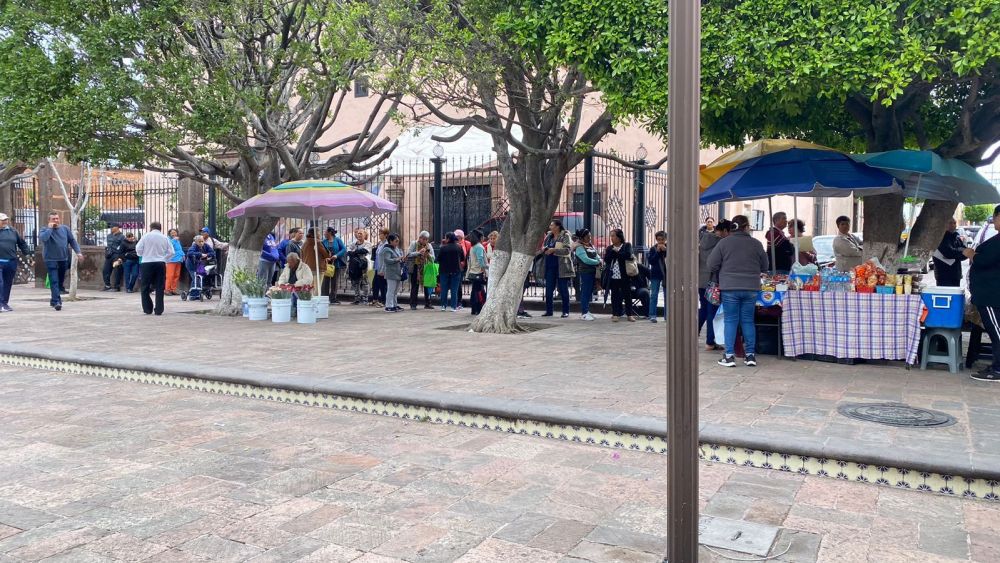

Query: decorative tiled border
[2,353,997,502]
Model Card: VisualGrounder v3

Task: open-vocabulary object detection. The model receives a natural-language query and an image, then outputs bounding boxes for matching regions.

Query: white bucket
[297,300,317,324]
[247,297,268,321]
[314,300,329,319]
[271,299,292,323]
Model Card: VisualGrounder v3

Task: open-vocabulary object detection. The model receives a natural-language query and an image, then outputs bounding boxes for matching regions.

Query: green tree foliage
[963,204,994,224]
[697,0,999,264]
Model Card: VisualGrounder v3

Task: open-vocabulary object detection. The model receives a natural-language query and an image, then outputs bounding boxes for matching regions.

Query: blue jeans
[123,260,139,291]
[648,278,669,320]
[545,268,570,315]
[440,272,461,309]
[722,290,757,357]
[0,259,16,306]
[579,273,595,315]
[45,260,66,306]
[698,287,718,346]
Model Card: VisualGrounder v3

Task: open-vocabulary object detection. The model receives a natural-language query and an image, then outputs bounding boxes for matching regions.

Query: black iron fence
[79,175,180,244]
[9,177,37,284]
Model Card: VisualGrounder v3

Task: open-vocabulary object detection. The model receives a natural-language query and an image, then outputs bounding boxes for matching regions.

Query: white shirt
[974,221,997,247]
[136,230,175,263]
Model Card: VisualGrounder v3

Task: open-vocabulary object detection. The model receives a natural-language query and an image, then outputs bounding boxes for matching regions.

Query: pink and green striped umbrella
[226,180,397,220]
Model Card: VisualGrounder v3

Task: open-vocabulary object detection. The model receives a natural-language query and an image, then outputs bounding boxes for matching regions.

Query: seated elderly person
[276,252,313,316]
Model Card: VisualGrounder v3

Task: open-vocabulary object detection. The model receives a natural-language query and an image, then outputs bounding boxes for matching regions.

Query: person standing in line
[405,230,436,310]
[39,211,82,311]
[647,230,669,323]
[573,228,601,321]
[259,231,280,284]
[135,222,174,316]
[466,230,488,315]
[371,227,390,307]
[708,214,769,368]
[121,233,140,292]
[832,216,863,271]
[165,228,185,295]
[0,213,32,312]
[765,211,794,274]
[102,224,125,291]
[437,232,464,312]
[454,229,471,310]
[966,205,1000,382]
[277,228,301,269]
[379,233,404,312]
[699,219,731,351]
[602,228,637,322]
[299,228,330,282]
[700,217,715,234]
[322,227,347,304]
[347,229,372,304]
[933,218,968,287]
[540,219,574,318]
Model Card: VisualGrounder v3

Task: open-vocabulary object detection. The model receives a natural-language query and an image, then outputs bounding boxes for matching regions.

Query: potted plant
[233,268,269,320]
[296,285,317,324]
[269,284,293,323]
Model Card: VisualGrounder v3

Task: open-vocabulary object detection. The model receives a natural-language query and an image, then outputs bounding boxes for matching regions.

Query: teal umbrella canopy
[852,150,999,204]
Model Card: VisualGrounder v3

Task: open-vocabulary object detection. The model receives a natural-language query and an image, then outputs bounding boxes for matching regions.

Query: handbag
[324,263,336,278]
[625,259,639,278]
[706,281,721,306]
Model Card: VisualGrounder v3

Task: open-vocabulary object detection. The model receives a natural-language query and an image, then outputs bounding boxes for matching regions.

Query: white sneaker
[582,313,596,321]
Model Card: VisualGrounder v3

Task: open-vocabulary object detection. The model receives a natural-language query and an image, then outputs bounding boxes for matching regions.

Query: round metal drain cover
[837,402,956,428]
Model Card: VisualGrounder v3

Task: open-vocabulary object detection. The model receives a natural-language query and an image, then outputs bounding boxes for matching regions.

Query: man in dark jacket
[765,212,794,274]
[933,218,967,287]
[646,231,668,322]
[966,205,1000,382]
[39,211,82,310]
[0,213,32,312]
[102,224,125,291]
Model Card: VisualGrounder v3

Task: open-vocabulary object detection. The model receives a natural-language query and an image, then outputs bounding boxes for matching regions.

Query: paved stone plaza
[2,363,999,562]
[5,287,1000,478]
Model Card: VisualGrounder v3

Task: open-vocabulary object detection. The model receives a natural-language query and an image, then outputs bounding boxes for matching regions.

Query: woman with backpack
[573,228,601,321]
[602,228,637,322]
[347,229,372,305]
[540,219,574,318]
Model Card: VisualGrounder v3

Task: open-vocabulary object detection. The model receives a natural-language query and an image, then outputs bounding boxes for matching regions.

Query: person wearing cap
[0,212,32,312]
[40,211,82,311]
[102,224,125,291]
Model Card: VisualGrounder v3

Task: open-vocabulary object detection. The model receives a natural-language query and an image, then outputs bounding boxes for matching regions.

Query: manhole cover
[837,402,956,428]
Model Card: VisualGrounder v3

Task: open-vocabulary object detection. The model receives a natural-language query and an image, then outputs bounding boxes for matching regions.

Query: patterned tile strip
[2,353,996,502]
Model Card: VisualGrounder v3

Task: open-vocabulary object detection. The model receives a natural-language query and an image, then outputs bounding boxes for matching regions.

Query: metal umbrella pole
[768,197,776,274]
[901,175,923,260]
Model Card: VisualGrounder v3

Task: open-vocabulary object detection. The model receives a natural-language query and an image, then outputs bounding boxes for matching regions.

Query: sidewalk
[4,287,1000,492]
[2,363,997,562]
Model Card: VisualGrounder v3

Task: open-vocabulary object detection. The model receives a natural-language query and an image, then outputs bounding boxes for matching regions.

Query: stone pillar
[386,178,405,236]
[177,178,205,247]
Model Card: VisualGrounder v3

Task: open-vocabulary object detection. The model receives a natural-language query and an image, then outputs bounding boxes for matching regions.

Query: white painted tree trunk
[216,246,257,315]
[68,213,80,300]
[470,250,534,333]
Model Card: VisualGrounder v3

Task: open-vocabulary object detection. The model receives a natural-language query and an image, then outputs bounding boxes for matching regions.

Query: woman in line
[466,230,488,315]
[541,219,574,318]
[406,230,436,309]
[379,234,404,312]
[573,228,601,321]
[707,215,769,368]
[371,227,390,307]
[165,228,185,296]
[300,228,330,282]
[698,219,731,350]
[602,229,637,322]
[437,232,464,312]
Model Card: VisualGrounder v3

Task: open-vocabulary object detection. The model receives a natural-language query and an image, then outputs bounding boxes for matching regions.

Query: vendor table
[781,292,923,363]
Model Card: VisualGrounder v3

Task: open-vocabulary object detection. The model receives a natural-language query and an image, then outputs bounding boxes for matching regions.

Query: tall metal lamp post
[666,0,701,560]
[431,143,445,243]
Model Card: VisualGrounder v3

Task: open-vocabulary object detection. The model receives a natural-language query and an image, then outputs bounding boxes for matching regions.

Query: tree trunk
[470,249,534,333]
[68,211,80,300]
[861,195,957,271]
[215,216,276,315]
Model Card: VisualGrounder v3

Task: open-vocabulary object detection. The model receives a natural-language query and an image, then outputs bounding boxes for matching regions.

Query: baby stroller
[181,254,219,301]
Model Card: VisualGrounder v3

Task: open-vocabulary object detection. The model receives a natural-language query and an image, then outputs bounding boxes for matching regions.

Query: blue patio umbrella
[852,149,999,258]
[851,150,998,205]
[699,148,899,205]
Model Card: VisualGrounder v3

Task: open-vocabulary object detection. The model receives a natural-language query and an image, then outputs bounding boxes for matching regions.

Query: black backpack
[347,248,368,280]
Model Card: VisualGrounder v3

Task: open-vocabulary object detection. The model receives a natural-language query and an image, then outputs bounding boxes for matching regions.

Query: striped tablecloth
[781,292,923,363]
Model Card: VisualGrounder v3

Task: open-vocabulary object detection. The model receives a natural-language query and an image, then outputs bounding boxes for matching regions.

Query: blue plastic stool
[920,328,963,374]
